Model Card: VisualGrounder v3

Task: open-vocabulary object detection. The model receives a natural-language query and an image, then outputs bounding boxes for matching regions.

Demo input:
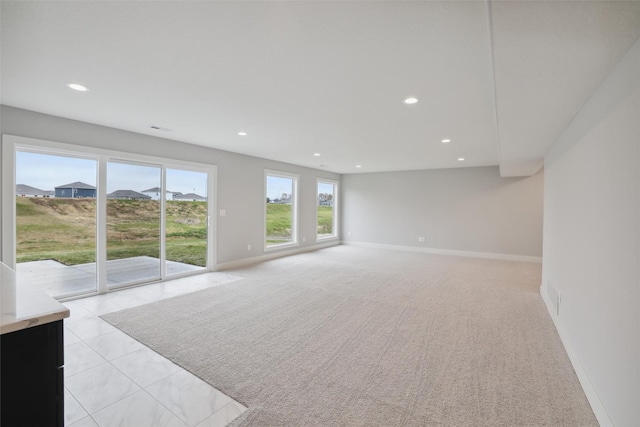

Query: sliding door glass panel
[165,168,208,275]
[317,181,336,239]
[15,151,97,298]
[106,161,161,287]
[265,173,296,248]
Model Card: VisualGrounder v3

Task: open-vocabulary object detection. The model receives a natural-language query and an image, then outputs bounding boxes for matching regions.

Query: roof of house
[55,181,96,190]
[141,187,176,193]
[16,184,53,195]
[173,192,206,200]
[107,190,151,199]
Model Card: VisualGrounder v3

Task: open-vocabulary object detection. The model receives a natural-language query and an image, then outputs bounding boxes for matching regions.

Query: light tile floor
[62,272,247,427]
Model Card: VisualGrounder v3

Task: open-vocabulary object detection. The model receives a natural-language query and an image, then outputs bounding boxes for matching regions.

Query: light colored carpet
[103,246,597,426]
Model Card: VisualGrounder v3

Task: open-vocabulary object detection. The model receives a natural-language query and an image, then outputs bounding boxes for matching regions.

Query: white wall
[341,166,543,258]
[542,38,639,426]
[0,106,340,266]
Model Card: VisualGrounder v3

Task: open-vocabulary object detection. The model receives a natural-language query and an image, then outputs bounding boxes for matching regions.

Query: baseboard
[342,241,542,263]
[215,240,340,271]
[540,284,613,427]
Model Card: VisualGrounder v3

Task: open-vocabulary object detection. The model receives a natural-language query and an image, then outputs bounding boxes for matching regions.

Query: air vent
[149,125,172,132]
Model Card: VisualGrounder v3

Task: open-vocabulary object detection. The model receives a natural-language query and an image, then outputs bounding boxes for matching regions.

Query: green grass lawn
[317,206,333,235]
[16,197,208,267]
[17,197,98,265]
[265,204,293,244]
[16,198,336,266]
[265,203,334,244]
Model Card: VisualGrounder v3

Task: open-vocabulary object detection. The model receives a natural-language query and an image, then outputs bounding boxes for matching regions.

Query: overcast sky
[317,182,334,195]
[16,151,207,195]
[18,152,335,200]
[266,176,335,200]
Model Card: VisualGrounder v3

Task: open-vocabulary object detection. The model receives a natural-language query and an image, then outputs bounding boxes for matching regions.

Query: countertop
[1,282,70,335]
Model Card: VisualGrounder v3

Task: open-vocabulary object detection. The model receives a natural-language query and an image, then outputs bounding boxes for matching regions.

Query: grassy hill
[16,197,208,266]
[17,197,99,265]
[16,197,335,266]
[265,203,334,244]
[316,205,334,235]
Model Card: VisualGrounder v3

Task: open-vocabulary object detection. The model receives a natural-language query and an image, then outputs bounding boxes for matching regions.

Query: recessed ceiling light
[458,157,465,161]
[66,83,89,92]
[404,97,418,105]
[313,153,321,157]
[441,139,451,143]
[237,132,247,136]
[356,165,362,168]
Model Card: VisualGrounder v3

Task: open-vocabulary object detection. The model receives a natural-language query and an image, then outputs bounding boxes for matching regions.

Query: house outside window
[265,170,298,250]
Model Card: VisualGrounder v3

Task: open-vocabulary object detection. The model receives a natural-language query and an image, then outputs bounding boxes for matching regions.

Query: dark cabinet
[1,320,64,427]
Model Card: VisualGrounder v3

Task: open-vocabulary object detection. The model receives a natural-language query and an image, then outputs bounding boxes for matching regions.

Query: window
[265,170,298,249]
[317,179,338,240]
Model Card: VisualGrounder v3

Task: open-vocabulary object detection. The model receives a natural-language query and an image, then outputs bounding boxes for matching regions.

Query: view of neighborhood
[17,182,207,201]
[15,152,335,297]
[15,151,209,201]
[266,192,333,206]
[14,151,211,297]
[264,176,336,247]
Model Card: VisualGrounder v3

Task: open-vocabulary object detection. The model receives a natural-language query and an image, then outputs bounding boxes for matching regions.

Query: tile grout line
[64,385,92,426]
[66,321,185,426]
[63,274,245,427]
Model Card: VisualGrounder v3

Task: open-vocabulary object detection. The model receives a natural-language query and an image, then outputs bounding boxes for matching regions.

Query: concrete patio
[17,256,203,298]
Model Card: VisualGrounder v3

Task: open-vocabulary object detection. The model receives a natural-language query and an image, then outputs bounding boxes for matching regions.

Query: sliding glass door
[106,161,162,287]
[8,137,215,299]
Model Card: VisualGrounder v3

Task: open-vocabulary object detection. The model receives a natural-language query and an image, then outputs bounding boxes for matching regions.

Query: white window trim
[316,178,339,242]
[264,169,299,252]
[2,134,217,296]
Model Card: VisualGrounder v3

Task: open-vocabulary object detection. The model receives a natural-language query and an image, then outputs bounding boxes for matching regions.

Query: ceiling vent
[149,125,172,132]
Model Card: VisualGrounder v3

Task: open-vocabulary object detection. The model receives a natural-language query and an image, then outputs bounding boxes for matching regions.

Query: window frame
[316,178,339,242]
[264,169,299,251]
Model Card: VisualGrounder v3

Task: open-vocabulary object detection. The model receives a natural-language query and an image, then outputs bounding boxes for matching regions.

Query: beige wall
[542,38,639,426]
[0,106,340,265]
[341,166,543,257]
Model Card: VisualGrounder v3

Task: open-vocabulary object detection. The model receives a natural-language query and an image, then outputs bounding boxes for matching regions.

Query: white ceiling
[2,1,639,176]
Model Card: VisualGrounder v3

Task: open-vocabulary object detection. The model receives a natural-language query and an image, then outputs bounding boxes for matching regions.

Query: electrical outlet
[348,231,351,237]
[248,244,251,251]
[548,281,561,315]
[557,291,562,315]
[303,236,306,243]
[418,236,426,243]
[219,209,226,217]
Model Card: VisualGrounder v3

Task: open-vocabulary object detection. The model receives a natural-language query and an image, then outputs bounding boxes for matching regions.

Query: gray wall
[341,166,543,257]
[0,105,340,265]
[542,38,639,426]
